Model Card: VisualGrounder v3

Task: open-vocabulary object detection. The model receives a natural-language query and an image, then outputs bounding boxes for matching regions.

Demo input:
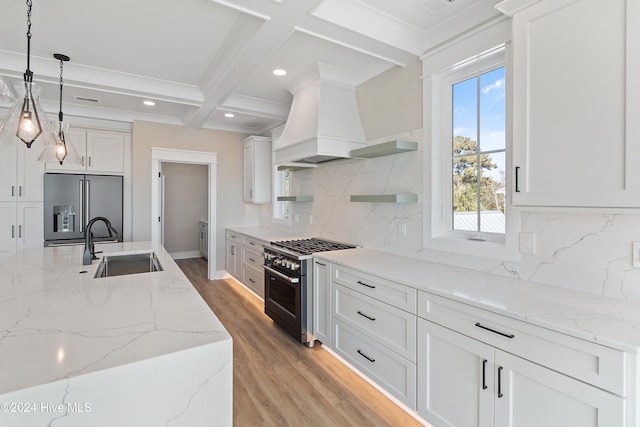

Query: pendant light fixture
[0,0,49,148]
[38,53,80,165]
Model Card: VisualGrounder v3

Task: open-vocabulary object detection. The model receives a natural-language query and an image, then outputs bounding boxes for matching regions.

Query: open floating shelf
[350,194,417,203]
[277,163,318,172]
[350,140,418,159]
[277,196,314,202]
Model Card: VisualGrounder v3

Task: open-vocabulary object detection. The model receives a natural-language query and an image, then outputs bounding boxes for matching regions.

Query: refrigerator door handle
[79,180,84,233]
[86,180,91,223]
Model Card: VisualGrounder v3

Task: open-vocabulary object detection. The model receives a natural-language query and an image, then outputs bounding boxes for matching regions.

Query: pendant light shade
[37,53,81,165]
[0,77,14,106]
[0,0,49,148]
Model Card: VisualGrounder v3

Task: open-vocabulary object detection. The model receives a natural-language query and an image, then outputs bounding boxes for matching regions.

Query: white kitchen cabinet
[417,319,624,427]
[312,259,331,344]
[330,264,417,408]
[242,136,271,204]
[503,0,640,207]
[45,129,126,175]
[225,231,241,280]
[241,236,264,297]
[0,202,44,260]
[0,142,44,203]
[199,221,208,259]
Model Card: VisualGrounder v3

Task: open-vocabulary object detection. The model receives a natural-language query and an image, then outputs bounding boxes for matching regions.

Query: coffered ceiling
[0,0,502,134]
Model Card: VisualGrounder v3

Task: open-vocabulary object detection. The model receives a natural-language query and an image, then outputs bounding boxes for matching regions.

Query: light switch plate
[519,233,536,254]
[633,242,640,267]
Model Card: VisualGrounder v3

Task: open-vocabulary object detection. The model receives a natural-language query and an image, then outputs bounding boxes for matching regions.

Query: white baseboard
[170,251,202,260]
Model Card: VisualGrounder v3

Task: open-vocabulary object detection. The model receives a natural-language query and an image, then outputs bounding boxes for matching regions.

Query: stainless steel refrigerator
[44,173,123,246]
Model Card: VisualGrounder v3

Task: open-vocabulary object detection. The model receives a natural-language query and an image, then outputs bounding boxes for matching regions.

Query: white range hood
[275,77,367,165]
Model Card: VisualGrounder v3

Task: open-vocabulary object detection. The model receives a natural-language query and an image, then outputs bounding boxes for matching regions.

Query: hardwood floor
[176,257,424,427]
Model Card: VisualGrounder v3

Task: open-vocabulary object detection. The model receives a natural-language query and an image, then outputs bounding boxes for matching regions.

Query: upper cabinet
[502,0,640,207]
[243,136,272,204]
[0,142,44,203]
[45,129,126,175]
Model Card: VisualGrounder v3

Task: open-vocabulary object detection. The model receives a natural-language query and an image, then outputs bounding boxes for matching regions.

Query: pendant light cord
[25,0,33,82]
[58,58,64,125]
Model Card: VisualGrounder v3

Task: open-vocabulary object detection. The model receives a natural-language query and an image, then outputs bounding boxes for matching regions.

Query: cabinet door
[0,144,18,202]
[417,319,493,427]
[312,259,330,344]
[17,144,44,202]
[0,203,17,259]
[45,129,86,172]
[86,131,124,174]
[511,0,640,207]
[16,202,43,251]
[243,141,254,202]
[226,240,241,280]
[494,350,624,427]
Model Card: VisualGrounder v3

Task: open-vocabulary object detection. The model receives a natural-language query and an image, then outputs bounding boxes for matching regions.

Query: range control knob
[290,262,299,271]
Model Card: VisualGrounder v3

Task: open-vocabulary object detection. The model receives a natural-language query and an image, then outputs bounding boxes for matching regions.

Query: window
[451,66,506,240]
[424,37,520,261]
[272,167,291,223]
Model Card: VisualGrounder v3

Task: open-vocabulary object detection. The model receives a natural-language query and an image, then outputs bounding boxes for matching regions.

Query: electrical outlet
[398,222,407,238]
[633,242,640,267]
[519,233,536,254]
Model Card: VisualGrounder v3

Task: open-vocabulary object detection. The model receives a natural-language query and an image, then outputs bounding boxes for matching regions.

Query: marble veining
[0,242,232,425]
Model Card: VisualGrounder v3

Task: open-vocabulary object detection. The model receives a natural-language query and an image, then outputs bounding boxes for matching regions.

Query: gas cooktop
[270,238,356,256]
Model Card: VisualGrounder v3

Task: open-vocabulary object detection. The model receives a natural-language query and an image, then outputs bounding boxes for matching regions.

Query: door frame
[151,147,218,280]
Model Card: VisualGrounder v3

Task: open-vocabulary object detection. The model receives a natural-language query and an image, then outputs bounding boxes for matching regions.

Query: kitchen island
[0,242,232,426]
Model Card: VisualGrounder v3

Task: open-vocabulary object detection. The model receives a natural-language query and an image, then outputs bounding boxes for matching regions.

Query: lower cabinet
[199,221,208,260]
[241,237,264,298]
[312,259,331,344]
[417,318,625,427]
[0,202,43,260]
[225,232,241,280]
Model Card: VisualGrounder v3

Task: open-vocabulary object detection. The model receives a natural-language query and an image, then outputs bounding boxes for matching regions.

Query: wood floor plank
[177,257,425,427]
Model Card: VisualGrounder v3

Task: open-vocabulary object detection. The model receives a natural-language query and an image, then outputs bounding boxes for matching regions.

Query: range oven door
[264,265,305,342]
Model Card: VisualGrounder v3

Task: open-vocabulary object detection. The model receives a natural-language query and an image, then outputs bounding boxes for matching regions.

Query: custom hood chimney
[274,67,367,165]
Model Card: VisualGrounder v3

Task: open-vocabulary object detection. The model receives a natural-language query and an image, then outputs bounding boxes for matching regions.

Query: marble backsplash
[260,129,640,301]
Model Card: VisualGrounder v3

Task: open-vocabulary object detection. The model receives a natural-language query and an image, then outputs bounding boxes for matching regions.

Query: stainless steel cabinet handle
[356,349,375,363]
[249,257,256,262]
[81,156,85,167]
[249,278,255,284]
[497,366,504,398]
[475,323,515,339]
[357,280,376,289]
[11,225,15,239]
[357,310,376,321]
[11,186,15,197]
[88,156,92,167]
[18,186,22,197]
[18,225,22,238]
[231,245,235,256]
[515,166,520,193]
[482,359,488,390]
[315,261,326,266]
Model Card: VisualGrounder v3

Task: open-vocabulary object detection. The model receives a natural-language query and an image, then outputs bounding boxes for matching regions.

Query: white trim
[423,20,520,262]
[151,147,218,279]
[170,251,202,260]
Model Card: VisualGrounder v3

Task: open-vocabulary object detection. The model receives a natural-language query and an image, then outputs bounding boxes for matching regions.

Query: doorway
[151,148,218,279]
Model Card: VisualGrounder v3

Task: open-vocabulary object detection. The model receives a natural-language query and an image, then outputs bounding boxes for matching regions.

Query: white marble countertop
[0,241,232,396]
[226,226,302,244]
[315,248,640,353]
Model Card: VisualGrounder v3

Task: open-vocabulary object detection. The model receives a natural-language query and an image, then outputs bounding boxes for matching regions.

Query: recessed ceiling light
[143,100,155,106]
[272,68,287,77]
[224,113,235,118]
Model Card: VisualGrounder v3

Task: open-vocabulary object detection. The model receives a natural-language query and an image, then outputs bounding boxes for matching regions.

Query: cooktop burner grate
[271,238,356,256]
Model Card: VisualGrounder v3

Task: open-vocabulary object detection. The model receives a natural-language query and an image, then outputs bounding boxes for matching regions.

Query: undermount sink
[94,252,163,278]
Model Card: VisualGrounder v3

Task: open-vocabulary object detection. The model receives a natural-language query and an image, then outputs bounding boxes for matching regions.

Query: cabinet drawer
[243,266,264,298]
[226,231,240,242]
[418,291,626,396]
[333,264,416,314]
[333,320,416,408]
[242,247,263,270]
[333,283,416,362]
[242,236,264,251]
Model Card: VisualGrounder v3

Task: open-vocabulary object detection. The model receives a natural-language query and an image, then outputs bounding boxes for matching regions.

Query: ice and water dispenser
[52,205,76,233]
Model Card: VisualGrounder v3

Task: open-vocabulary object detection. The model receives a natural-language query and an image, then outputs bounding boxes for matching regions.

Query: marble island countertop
[316,247,640,354]
[0,242,232,425]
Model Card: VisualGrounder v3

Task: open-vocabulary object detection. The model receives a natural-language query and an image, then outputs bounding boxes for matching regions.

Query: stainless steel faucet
[83,216,120,265]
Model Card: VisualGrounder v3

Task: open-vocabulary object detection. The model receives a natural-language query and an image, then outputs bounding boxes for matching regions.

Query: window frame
[271,163,291,226]
[423,34,520,262]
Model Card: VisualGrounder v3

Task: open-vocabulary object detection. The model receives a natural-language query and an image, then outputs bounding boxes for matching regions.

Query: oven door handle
[263,265,299,284]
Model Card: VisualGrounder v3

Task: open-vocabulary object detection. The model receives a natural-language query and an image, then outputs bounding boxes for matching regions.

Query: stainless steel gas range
[263,238,356,346]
